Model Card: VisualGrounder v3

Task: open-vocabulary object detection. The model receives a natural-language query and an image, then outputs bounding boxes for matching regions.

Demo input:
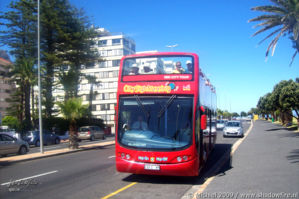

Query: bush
[2,116,20,130]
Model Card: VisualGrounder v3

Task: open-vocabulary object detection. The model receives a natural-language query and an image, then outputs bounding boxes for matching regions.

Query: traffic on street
[2,120,297,199]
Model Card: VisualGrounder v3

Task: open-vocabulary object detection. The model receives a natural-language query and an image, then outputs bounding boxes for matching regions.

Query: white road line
[1,170,58,186]
[108,155,116,159]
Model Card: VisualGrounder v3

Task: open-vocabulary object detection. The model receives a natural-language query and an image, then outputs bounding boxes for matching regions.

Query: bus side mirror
[201,115,207,130]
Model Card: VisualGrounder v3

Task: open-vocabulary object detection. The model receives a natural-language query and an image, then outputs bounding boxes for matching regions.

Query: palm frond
[251,5,287,15]
[253,18,282,29]
[258,28,281,45]
[252,22,282,37]
[289,50,298,66]
[265,25,289,57]
[249,14,282,23]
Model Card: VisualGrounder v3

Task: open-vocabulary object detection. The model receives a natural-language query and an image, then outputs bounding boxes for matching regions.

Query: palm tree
[249,0,299,65]
[10,58,36,130]
[57,97,88,149]
[58,69,78,101]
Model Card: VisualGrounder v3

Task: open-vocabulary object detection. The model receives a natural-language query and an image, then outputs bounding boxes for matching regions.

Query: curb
[0,140,115,164]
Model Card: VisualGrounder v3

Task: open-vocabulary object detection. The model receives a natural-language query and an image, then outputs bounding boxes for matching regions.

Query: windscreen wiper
[134,95,150,122]
[158,95,176,118]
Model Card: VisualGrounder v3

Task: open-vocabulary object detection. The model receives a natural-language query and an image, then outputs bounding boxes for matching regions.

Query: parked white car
[223,121,244,138]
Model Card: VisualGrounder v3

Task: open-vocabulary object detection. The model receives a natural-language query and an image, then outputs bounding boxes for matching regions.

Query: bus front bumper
[116,157,198,176]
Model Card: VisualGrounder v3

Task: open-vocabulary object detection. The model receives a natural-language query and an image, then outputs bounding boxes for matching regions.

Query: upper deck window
[122,56,194,81]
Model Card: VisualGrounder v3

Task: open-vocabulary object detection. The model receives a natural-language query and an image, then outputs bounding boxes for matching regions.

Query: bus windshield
[122,56,194,75]
[118,96,193,151]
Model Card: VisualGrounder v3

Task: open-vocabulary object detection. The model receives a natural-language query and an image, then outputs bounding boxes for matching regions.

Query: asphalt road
[0,121,261,199]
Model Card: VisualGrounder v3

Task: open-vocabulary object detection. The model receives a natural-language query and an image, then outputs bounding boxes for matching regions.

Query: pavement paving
[194,120,299,199]
[0,140,115,163]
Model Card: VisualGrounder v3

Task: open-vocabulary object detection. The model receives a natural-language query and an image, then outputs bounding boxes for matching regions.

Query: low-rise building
[0,57,14,121]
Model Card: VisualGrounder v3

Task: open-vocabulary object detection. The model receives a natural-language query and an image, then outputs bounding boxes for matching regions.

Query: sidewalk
[198,120,299,198]
[0,140,115,163]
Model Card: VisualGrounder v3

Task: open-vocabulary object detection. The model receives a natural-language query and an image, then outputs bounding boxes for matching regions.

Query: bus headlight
[176,155,190,163]
[177,157,182,162]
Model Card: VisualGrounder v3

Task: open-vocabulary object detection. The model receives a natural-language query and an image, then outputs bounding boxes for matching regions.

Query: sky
[2,0,299,114]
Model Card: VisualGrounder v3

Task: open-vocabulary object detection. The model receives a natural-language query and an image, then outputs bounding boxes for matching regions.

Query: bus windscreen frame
[121,55,194,82]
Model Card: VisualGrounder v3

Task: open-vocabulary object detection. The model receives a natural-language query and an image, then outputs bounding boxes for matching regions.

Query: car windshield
[122,56,194,75]
[79,128,89,132]
[226,122,240,127]
[118,95,193,151]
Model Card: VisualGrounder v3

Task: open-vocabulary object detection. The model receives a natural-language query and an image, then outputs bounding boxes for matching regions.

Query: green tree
[57,98,88,149]
[279,79,299,128]
[57,68,78,101]
[40,0,100,117]
[217,109,224,119]
[257,93,276,120]
[249,0,299,65]
[9,58,36,130]
[0,0,37,60]
[248,107,258,115]
[240,111,247,117]
[40,0,74,118]
[223,110,232,119]
[272,80,294,124]
[2,116,20,131]
[0,0,37,129]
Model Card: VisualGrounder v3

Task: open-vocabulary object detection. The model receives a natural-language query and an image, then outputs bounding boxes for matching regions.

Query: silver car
[77,126,105,141]
[0,133,29,157]
[223,121,244,138]
[216,120,226,129]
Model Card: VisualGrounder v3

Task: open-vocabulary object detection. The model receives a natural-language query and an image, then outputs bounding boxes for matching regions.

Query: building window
[123,39,129,47]
[99,50,107,56]
[107,60,113,67]
[92,105,97,111]
[131,43,136,52]
[100,104,109,111]
[124,49,130,56]
[112,39,121,45]
[112,59,120,67]
[99,61,107,68]
[98,40,107,46]
[109,93,116,99]
[113,71,119,77]
[85,62,94,69]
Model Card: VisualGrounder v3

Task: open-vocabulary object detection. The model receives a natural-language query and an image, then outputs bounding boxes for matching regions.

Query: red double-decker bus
[115,52,217,176]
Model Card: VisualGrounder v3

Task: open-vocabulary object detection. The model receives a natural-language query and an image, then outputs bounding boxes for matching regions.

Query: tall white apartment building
[53,28,135,133]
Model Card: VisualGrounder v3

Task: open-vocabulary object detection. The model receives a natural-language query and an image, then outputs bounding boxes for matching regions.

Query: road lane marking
[190,120,254,199]
[101,182,137,199]
[1,170,58,186]
[108,155,116,159]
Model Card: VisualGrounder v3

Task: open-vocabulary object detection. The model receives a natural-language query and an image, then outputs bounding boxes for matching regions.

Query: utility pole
[37,0,44,153]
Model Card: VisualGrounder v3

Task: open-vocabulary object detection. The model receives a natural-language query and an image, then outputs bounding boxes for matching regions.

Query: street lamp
[165,44,178,51]
[37,0,44,153]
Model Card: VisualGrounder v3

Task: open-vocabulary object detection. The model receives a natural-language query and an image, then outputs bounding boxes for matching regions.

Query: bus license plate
[144,164,160,171]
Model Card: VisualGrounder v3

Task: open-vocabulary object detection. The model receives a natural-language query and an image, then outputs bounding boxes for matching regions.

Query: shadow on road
[286,149,299,164]
[122,143,233,186]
